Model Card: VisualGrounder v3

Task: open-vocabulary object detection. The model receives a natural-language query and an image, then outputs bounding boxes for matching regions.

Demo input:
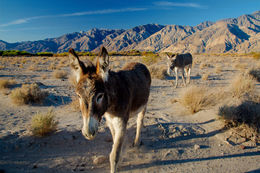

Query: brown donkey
[68,47,151,173]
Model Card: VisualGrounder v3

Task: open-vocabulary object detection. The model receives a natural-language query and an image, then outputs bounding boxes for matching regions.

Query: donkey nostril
[92,131,96,136]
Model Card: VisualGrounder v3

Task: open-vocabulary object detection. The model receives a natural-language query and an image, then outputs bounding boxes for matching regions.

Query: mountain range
[0,11,259,54]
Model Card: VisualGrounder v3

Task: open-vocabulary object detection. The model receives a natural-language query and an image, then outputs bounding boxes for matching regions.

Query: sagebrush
[218,101,260,140]
[10,83,48,105]
[230,73,255,99]
[30,109,58,136]
[0,79,16,89]
[178,85,219,114]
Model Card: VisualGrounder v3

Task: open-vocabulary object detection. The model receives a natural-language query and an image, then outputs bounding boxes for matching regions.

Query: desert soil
[0,55,260,173]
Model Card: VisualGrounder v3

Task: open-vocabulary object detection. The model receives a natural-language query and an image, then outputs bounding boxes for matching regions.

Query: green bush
[36,52,53,57]
[1,50,32,56]
[250,52,260,60]
[141,51,160,65]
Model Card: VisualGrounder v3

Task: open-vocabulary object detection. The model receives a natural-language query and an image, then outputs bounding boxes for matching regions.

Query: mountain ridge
[0,11,259,53]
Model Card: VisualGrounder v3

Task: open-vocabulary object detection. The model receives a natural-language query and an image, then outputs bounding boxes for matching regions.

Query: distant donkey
[166,53,193,88]
[68,47,151,173]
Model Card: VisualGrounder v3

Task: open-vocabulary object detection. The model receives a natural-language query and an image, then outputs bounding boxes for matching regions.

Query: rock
[243,141,257,147]
[194,144,200,150]
[240,145,246,150]
[93,155,107,165]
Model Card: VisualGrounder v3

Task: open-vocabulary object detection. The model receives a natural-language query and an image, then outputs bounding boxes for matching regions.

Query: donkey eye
[96,93,104,104]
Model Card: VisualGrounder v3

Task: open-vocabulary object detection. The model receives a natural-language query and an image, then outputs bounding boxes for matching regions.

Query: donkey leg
[184,67,189,84]
[105,113,116,141]
[133,105,146,147]
[174,67,178,88]
[109,117,126,173]
[181,68,186,86]
[187,67,191,84]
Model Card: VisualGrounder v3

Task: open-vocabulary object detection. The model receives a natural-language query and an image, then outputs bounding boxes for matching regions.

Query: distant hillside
[0,11,259,53]
[164,11,260,53]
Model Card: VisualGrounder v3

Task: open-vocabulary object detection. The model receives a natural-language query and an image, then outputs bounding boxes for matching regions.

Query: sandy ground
[0,55,260,173]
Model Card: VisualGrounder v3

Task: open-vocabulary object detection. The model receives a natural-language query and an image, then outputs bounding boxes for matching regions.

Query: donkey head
[69,47,109,140]
[166,53,178,75]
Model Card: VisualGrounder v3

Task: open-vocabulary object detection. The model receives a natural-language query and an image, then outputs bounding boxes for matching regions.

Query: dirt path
[0,55,260,173]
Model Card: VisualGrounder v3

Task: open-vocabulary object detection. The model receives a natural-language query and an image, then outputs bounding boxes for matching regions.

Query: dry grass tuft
[199,63,212,69]
[178,85,219,114]
[249,68,260,82]
[148,65,168,80]
[53,70,68,79]
[0,79,16,89]
[218,101,260,141]
[201,73,209,81]
[215,65,222,74]
[141,54,160,66]
[233,63,247,71]
[10,83,48,105]
[30,109,58,137]
[229,73,255,99]
[41,74,48,80]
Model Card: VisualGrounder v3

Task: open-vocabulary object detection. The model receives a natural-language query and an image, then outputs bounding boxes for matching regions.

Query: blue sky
[0,0,259,43]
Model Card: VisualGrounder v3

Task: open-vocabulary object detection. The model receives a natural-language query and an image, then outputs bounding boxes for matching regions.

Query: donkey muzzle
[82,116,99,140]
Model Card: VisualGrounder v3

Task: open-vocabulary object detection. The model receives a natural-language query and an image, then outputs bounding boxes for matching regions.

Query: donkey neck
[104,70,132,116]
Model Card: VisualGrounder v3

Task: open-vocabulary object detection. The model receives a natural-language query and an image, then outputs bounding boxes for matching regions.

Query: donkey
[166,53,192,88]
[68,47,151,173]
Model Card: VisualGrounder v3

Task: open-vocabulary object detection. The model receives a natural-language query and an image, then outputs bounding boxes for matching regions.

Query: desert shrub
[109,50,141,56]
[233,63,247,71]
[248,52,260,60]
[201,73,209,81]
[53,70,68,79]
[218,101,260,135]
[10,83,48,105]
[249,68,260,82]
[30,109,58,136]
[215,65,222,74]
[148,65,168,80]
[178,85,218,114]
[0,79,16,89]
[53,52,68,57]
[36,52,53,57]
[78,51,96,56]
[1,50,32,56]
[230,73,255,99]
[199,63,212,69]
[141,52,160,66]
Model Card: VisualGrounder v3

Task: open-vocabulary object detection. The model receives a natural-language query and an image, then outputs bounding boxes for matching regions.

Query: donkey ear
[68,48,86,83]
[96,46,109,81]
[166,53,171,60]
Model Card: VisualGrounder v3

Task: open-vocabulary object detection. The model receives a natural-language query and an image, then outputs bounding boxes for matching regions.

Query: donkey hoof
[132,140,143,147]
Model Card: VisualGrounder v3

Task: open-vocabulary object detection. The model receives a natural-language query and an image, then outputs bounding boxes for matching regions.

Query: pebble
[240,145,246,150]
[194,144,200,150]
[93,155,107,165]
